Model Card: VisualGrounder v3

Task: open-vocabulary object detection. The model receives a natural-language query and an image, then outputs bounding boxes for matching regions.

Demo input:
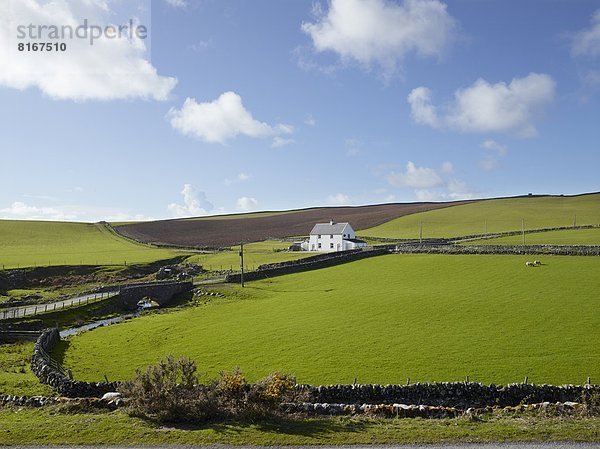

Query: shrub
[119,355,216,423]
[120,356,296,423]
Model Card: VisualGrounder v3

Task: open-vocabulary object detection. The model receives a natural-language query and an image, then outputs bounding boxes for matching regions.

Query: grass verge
[0,408,598,444]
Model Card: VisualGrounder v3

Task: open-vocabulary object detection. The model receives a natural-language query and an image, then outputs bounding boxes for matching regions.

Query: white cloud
[236,196,258,212]
[302,0,457,78]
[440,161,454,174]
[0,201,74,221]
[0,0,176,101]
[0,201,153,222]
[385,161,442,188]
[271,136,295,148]
[167,184,213,218]
[447,178,474,199]
[224,173,250,186]
[188,38,213,52]
[415,179,475,202]
[304,114,316,126]
[407,87,439,127]
[165,0,187,8]
[326,193,353,206]
[408,73,556,137]
[480,139,507,155]
[571,9,600,58]
[479,139,507,171]
[345,138,361,156]
[167,92,293,144]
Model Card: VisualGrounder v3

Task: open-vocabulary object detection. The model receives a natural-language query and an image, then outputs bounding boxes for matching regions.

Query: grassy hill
[114,201,470,248]
[464,227,600,246]
[360,193,600,239]
[60,253,600,385]
[0,220,180,269]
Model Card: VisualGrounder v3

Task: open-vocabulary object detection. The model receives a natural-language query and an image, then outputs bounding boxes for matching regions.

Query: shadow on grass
[156,416,369,437]
[51,339,70,367]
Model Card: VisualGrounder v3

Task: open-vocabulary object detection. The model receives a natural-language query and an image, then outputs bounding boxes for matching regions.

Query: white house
[304,220,367,252]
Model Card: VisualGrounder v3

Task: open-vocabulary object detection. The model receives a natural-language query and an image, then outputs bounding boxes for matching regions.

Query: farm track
[115,201,473,248]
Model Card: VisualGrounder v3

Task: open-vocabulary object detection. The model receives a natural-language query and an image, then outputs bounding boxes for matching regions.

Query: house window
[330,234,333,238]
[318,234,321,239]
[318,243,322,249]
[330,243,334,249]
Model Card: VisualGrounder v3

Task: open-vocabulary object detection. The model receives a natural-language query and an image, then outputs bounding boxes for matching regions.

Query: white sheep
[534,260,542,265]
[526,261,535,267]
[101,392,122,404]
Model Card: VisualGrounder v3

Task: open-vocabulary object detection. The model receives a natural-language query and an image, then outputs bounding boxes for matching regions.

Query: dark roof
[309,222,351,235]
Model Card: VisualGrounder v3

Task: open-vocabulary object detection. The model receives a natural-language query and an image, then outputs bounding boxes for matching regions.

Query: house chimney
[330,219,334,225]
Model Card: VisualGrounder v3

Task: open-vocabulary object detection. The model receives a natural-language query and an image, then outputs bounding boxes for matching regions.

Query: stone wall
[226,248,390,283]
[294,382,598,410]
[394,244,600,256]
[31,328,119,398]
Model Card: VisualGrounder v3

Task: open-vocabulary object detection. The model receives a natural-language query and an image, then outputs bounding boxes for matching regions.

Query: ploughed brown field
[115,201,473,248]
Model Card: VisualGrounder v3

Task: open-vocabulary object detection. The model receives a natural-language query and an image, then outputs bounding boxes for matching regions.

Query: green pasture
[61,254,600,385]
[187,240,311,272]
[360,194,600,239]
[464,227,600,246]
[0,342,53,396]
[0,220,181,268]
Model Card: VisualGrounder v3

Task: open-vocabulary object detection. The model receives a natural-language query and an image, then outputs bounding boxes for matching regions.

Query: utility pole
[522,218,525,245]
[419,221,423,243]
[574,214,577,228]
[485,219,487,236]
[239,242,245,288]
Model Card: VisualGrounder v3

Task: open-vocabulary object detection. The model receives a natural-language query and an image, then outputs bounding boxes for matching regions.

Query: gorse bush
[119,355,217,423]
[120,356,296,423]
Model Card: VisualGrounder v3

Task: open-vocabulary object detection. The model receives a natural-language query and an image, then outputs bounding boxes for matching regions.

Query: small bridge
[119,281,194,309]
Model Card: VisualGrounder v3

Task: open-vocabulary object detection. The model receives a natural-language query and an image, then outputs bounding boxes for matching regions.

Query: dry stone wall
[226,248,389,283]
[294,382,598,409]
[31,328,119,397]
[394,244,600,256]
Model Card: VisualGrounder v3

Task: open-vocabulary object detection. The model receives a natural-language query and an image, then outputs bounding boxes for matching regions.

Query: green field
[0,342,53,396]
[187,240,311,272]
[0,220,181,268]
[360,194,600,239]
[61,254,600,385]
[464,227,600,246]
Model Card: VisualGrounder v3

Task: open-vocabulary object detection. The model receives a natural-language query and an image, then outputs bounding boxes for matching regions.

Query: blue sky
[0,0,598,221]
